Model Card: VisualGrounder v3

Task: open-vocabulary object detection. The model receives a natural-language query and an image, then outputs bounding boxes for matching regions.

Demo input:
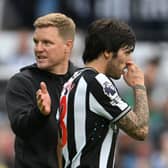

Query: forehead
[33,26,60,38]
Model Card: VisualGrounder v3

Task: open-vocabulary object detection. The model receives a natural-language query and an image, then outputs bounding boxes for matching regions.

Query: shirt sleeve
[88,73,131,123]
[6,73,49,139]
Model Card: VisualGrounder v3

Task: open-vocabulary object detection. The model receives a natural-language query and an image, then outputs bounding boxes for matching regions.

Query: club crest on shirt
[103,81,116,98]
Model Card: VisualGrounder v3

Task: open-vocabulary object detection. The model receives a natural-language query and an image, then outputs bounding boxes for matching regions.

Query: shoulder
[9,68,35,82]
[7,67,41,90]
[84,72,114,87]
[6,71,32,91]
[81,68,98,80]
[86,72,118,99]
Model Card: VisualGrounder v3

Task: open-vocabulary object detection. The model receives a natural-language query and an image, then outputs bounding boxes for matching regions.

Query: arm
[118,61,149,140]
[37,82,63,167]
[6,75,50,139]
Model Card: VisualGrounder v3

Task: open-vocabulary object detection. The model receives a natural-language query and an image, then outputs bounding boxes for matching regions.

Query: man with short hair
[6,13,77,168]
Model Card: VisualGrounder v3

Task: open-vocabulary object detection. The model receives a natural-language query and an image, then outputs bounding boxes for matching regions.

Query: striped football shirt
[58,68,131,168]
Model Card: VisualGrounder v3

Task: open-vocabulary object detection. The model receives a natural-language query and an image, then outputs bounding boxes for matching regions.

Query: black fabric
[6,62,78,168]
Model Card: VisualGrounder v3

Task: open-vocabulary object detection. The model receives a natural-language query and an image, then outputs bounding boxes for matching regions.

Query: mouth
[36,55,48,60]
[36,56,48,64]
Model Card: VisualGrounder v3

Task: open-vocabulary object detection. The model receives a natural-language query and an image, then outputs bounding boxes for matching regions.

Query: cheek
[50,46,63,56]
[117,52,128,63]
[118,57,127,68]
[50,47,65,62]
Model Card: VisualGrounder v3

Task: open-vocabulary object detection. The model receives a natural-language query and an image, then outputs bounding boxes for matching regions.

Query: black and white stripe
[59,68,131,168]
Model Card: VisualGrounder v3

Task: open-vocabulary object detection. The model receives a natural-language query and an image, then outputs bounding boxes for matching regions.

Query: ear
[64,40,73,57]
[65,40,73,50]
[104,51,112,59]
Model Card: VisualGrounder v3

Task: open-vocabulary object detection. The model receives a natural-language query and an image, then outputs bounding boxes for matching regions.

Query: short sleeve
[88,73,131,123]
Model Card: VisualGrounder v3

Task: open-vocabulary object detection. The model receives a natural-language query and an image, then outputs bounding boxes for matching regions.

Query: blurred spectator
[0,119,14,168]
[132,141,151,168]
[5,30,34,72]
[144,56,165,142]
[116,133,151,168]
[116,133,136,168]
[151,130,168,168]
[144,56,161,109]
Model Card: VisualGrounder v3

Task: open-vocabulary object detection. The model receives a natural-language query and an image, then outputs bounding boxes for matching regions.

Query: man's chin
[37,63,48,70]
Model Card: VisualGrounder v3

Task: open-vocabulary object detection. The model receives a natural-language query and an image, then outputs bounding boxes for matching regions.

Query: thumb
[122,70,128,83]
[40,82,48,94]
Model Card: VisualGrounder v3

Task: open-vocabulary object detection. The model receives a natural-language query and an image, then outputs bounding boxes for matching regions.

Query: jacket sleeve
[5,73,49,139]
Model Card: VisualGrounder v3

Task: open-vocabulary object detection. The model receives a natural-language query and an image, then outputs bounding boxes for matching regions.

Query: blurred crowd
[0,0,168,167]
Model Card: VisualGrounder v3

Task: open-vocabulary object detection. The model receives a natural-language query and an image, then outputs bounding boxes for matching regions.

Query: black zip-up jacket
[5,62,77,168]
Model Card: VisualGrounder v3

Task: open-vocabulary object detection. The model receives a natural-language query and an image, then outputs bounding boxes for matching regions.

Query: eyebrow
[123,45,134,52]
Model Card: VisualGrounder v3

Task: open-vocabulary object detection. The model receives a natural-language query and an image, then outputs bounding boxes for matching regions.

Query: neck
[49,61,69,75]
[85,59,106,74]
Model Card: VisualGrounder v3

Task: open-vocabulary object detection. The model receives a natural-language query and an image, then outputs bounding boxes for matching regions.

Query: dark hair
[82,19,136,63]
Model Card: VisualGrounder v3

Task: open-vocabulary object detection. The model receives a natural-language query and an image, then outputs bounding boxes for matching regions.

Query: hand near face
[123,61,145,87]
[36,82,51,116]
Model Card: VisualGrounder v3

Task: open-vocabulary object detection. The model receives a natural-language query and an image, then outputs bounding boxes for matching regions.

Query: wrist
[133,84,146,91]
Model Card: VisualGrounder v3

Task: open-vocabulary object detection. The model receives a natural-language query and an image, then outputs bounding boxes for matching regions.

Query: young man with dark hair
[58,19,149,168]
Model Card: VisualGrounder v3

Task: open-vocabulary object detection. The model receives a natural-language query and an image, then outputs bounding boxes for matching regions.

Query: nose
[34,42,44,52]
[127,54,133,62]
[125,54,134,67]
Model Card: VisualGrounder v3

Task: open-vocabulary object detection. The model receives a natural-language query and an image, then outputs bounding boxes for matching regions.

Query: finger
[127,63,137,72]
[36,89,41,96]
[40,82,47,94]
[38,100,42,109]
[38,99,45,112]
[126,60,134,66]
[122,70,128,80]
[125,61,135,72]
[39,101,50,115]
[36,90,42,100]
[37,93,43,104]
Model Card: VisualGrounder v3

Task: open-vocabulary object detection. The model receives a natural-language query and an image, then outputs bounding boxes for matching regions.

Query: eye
[33,38,38,45]
[43,40,51,46]
[125,50,132,56]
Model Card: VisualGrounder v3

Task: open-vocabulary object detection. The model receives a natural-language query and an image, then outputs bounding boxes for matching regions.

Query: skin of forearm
[132,86,149,138]
[134,87,149,127]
